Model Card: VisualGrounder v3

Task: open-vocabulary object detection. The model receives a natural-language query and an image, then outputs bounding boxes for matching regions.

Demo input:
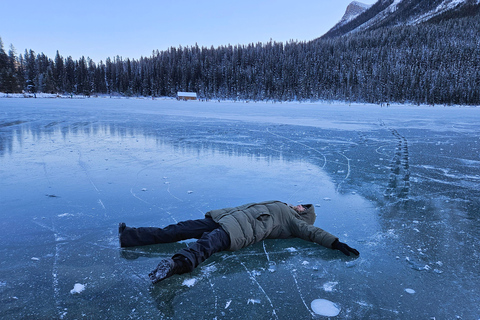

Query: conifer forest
[0,12,479,105]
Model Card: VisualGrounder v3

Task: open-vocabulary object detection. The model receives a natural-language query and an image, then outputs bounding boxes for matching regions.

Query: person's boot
[149,258,179,284]
[118,222,126,247]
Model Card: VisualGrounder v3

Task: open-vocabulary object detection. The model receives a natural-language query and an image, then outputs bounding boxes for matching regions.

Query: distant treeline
[0,13,479,105]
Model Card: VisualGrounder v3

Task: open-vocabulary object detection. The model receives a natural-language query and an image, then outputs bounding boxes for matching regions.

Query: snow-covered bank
[1,91,478,108]
[0,92,174,100]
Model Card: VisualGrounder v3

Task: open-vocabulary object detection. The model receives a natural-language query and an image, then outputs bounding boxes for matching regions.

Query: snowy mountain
[321,0,480,38]
[334,1,372,29]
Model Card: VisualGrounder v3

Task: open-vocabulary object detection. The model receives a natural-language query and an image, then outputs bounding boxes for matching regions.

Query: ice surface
[1,98,479,319]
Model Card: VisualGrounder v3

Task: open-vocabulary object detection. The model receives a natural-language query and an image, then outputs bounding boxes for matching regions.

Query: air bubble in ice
[311,299,341,317]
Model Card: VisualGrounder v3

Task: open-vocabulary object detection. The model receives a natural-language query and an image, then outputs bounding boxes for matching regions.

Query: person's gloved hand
[332,239,359,256]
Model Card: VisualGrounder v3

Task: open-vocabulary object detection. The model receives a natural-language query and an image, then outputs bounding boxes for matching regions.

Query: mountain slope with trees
[1,0,479,105]
[321,0,480,39]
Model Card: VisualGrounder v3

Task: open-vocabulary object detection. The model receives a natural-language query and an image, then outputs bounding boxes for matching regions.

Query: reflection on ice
[0,99,479,319]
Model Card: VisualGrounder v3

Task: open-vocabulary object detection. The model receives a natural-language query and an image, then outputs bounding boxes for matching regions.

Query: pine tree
[24,49,37,96]
[0,37,8,92]
[64,56,75,95]
[54,51,65,93]
[6,45,20,93]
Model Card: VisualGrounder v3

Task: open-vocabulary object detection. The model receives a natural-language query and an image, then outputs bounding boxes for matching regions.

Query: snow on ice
[70,283,85,294]
[182,278,197,287]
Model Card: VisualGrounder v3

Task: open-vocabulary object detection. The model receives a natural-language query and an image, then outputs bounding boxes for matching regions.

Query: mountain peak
[337,1,372,27]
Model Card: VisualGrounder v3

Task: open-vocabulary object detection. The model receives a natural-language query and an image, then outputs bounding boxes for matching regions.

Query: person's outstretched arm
[290,220,359,256]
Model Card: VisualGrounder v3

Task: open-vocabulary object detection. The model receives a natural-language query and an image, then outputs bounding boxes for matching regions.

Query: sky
[0,0,378,63]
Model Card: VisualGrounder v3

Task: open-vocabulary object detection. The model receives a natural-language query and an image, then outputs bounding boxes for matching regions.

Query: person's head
[291,204,306,213]
[289,203,316,225]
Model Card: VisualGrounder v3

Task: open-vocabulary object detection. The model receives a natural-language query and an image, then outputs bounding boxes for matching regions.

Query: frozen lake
[1,98,479,319]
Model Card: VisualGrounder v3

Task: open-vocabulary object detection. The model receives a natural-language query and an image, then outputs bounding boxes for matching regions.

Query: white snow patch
[411,0,472,24]
[70,283,85,294]
[323,281,339,292]
[352,1,371,10]
[311,299,341,317]
[187,190,193,194]
[302,260,309,265]
[182,278,197,287]
[389,0,405,12]
[323,197,331,201]
[356,300,373,308]
[201,263,218,275]
[436,0,467,12]
[405,288,416,294]
[31,257,40,261]
[247,298,261,305]
[58,213,74,217]
[225,300,232,309]
[251,270,261,277]
[285,247,297,253]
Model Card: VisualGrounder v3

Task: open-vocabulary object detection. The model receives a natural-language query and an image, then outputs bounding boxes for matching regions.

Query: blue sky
[0,0,378,62]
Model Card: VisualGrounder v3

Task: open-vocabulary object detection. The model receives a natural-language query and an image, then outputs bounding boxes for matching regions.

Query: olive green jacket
[205,200,338,251]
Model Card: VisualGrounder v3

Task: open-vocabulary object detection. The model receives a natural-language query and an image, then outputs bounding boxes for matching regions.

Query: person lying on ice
[118,200,359,284]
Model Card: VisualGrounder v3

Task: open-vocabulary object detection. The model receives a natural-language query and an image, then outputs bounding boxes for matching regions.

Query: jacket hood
[296,204,316,225]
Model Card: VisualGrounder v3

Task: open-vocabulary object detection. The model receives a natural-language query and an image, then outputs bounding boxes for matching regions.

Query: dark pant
[120,218,231,273]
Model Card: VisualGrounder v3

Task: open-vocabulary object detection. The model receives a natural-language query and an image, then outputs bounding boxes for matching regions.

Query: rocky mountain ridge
[322,0,480,38]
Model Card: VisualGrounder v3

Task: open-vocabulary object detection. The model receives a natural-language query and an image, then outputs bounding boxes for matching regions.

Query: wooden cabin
[177,92,197,101]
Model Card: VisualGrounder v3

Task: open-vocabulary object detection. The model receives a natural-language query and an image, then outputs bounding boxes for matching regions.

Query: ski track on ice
[159,157,206,215]
[286,173,318,204]
[32,219,65,318]
[375,144,392,156]
[77,149,108,217]
[336,152,351,192]
[77,152,100,193]
[129,156,208,224]
[165,182,183,202]
[265,126,331,202]
[238,260,279,320]
[129,176,180,224]
[266,127,327,168]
